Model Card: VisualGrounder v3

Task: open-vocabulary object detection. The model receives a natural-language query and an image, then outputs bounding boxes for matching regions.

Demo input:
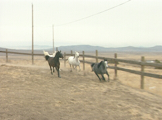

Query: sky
[0,0,162,49]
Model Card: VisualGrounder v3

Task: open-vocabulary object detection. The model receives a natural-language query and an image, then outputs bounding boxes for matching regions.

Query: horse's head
[75,51,79,58]
[56,51,63,59]
[97,60,108,69]
[91,63,95,71]
[104,59,108,68]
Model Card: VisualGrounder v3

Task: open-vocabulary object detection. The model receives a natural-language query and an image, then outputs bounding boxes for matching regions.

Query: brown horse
[45,51,63,78]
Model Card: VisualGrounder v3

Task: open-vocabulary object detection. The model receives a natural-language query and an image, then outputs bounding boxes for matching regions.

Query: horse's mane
[91,63,95,67]
[74,52,79,59]
[55,51,61,57]
[97,61,105,68]
[55,51,59,56]
[54,51,63,60]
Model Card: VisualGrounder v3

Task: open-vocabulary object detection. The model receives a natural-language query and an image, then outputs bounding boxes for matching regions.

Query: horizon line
[0,44,162,50]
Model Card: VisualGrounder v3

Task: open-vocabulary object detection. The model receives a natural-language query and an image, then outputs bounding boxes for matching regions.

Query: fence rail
[0,49,162,89]
[0,50,43,56]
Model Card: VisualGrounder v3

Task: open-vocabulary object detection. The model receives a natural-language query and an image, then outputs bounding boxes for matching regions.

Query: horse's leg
[56,66,61,78]
[69,64,72,72]
[72,65,75,71]
[101,74,106,81]
[79,65,81,71]
[50,66,53,75]
[73,65,77,71]
[53,67,55,72]
[74,65,77,71]
[95,72,101,81]
[106,71,110,82]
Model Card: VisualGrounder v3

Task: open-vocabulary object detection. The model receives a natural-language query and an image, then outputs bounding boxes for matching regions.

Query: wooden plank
[0,51,44,56]
[80,60,93,64]
[82,51,85,71]
[32,4,34,65]
[96,50,98,63]
[6,51,31,55]
[114,53,117,79]
[71,50,73,56]
[98,57,114,61]
[116,59,141,65]
[64,52,66,67]
[143,72,162,79]
[66,53,74,56]
[116,67,162,79]
[116,67,142,75]
[33,54,44,56]
[117,58,162,67]
[80,54,113,61]
[0,51,6,53]
[81,54,162,68]
[141,56,145,89]
[6,49,8,62]
[81,54,96,58]
[142,62,162,68]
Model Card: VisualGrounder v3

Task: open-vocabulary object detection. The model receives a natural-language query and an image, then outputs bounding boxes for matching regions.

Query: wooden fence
[0,49,162,89]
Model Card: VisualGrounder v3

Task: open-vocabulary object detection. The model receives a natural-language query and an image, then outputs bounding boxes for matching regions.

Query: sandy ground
[0,54,162,120]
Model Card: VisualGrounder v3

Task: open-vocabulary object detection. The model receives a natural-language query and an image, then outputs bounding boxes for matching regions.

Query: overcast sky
[0,0,162,49]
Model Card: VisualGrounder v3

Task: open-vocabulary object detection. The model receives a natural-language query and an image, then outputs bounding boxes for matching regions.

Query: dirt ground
[0,57,162,120]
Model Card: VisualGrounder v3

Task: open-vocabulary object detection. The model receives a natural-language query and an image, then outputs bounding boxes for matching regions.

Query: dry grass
[0,52,162,120]
[1,62,162,120]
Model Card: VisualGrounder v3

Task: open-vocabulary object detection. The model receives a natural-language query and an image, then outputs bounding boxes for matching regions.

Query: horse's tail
[43,50,49,56]
[45,55,50,61]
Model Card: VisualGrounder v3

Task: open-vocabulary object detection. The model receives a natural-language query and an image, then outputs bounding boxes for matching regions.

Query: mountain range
[57,45,162,52]
[0,45,162,53]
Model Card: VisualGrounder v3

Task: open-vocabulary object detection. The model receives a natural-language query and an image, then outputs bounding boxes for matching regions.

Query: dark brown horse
[45,51,63,78]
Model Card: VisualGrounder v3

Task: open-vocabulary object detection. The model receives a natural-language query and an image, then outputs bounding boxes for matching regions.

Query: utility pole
[32,4,34,64]
[52,24,54,53]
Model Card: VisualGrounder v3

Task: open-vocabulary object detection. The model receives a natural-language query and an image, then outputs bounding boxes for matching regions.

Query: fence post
[82,51,85,71]
[71,50,73,56]
[96,50,98,63]
[32,51,34,64]
[114,53,118,80]
[64,52,66,67]
[141,56,145,89]
[6,49,8,62]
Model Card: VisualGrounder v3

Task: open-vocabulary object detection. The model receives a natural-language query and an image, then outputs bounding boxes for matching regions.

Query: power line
[56,0,131,26]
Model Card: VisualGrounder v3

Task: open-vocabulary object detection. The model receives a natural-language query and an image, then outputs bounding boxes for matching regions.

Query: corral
[0,52,162,120]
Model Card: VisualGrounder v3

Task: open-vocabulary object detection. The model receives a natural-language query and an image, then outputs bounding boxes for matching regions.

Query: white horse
[43,50,57,57]
[68,51,81,71]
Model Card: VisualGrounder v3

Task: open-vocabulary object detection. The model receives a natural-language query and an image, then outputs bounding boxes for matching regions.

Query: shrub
[154,59,162,69]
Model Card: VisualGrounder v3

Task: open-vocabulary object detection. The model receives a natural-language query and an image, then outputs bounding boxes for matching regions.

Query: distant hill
[0,45,162,53]
[56,45,162,52]
[57,45,108,52]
